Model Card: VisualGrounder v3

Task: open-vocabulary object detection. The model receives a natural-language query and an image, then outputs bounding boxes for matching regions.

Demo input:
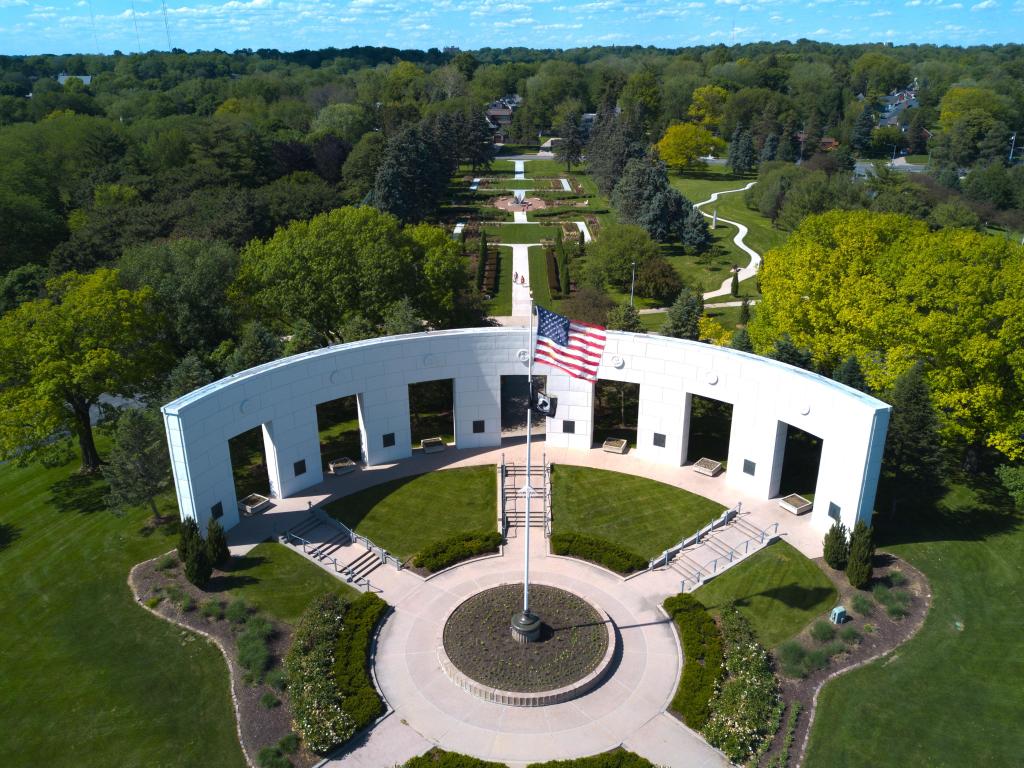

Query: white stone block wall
[162,328,890,536]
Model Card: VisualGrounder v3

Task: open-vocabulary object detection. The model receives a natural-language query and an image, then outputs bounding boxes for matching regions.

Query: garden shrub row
[332,592,389,731]
[284,593,354,753]
[701,607,783,764]
[414,531,503,573]
[401,748,655,768]
[550,532,646,574]
[663,594,724,729]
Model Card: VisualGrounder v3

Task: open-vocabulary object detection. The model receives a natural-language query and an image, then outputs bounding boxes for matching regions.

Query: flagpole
[524,299,535,616]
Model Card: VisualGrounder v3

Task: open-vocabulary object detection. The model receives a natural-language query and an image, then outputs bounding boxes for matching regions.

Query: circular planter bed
[439,583,616,706]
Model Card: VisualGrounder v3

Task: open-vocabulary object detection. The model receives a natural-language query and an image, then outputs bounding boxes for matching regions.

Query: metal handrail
[675,521,780,592]
[648,503,741,571]
[281,529,373,592]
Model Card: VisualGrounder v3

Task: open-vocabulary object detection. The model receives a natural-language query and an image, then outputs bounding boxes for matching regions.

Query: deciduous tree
[656,123,724,170]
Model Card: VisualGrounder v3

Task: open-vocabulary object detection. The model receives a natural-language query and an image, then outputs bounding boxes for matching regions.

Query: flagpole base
[510,611,542,643]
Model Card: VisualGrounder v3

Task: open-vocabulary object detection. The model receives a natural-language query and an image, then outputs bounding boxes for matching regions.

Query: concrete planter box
[238,493,272,516]
[421,437,446,454]
[693,457,723,477]
[328,457,357,475]
[602,438,628,454]
[779,493,813,515]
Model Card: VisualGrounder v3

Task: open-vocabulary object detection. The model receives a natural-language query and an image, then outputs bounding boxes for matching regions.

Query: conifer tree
[606,303,645,333]
[730,270,740,297]
[661,288,703,340]
[178,517,201,563]
[739,297,751,325]
[730,327,754,352]
[833,355,869,393]
[823,521,849,570]
[884,361,944,493]
[846,521,875,589]
[185,541,213,588]
[206,518,230,568]
[476,232,487,290]
[728,128,756,174]
[102,409,171,523]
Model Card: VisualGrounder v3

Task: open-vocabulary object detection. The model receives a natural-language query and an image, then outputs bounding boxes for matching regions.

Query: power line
[130,0,142,53]
[86,0,99,53]
[161,0,172,50]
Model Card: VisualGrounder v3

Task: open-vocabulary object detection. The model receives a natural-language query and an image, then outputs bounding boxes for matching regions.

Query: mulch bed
[443,584,608,692]
[129,552,321,768]
[759,552,932,767]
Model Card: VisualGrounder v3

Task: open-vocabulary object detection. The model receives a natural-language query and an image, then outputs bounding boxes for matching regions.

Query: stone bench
[327,457,357,475]
[601,438,628,455]
[692,458,723,477]
[779,493,813,515]
[238,493,272,516]
[421,437,446,454]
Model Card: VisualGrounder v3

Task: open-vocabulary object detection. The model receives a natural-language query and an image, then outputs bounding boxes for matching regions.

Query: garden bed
[130,553,320,768]
[764,553,932,767]
[442,584,609,693]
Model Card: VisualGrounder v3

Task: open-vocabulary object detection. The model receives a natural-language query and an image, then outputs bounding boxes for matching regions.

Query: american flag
[534,306,607,382]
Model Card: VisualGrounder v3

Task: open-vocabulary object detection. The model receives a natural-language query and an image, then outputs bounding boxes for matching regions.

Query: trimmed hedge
[402,749,655,768]
[663,594,724,729]
[414,531,503,572]
[550,532,647,574]
[333,592,388,731]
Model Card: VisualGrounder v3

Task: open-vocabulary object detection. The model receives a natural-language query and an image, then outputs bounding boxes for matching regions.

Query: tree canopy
[749,209,1024,459]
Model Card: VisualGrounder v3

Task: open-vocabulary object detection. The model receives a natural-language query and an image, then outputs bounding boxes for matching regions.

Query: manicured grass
[208,542,356,625]
[483,223,560,244]
[805,477,1024,767]
[529,246,554,308]
[639,311,667,331]
[484,246,512,316]
[0,455,246,768]
[704,304,749,332]
[694,541,837,647]
[323,468,496,560]
[522,159,579,176]
[551,466,723,559]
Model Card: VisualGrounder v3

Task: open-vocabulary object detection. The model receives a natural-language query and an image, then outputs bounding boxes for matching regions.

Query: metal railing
[498,454,508,536]
[283,509,402,582]
[675,521,780,593]
[648,503,742,571]
[543,456,552,538]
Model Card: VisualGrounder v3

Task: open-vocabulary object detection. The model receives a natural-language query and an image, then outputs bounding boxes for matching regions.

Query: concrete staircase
[280,511,392,588]
[501,462,548,535]
[664,513,778,592]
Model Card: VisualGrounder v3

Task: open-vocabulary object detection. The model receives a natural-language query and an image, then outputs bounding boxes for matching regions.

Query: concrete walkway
[504,243,540,318]
[514,160,525,180]
[574,220,593,243]
[234,440,823,767]
[513,210,528,224]
[693,182,760,300]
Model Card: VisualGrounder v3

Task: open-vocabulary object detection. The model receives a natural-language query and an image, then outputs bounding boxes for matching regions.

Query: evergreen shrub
[414,531,503,572]
[662,594,724,729]
[550,533,646,574]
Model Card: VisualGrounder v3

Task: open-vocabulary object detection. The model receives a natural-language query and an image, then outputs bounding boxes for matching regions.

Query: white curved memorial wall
[162,327,890,536]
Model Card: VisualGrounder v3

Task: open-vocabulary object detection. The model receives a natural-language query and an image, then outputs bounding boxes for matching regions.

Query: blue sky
[0,0,1021,56]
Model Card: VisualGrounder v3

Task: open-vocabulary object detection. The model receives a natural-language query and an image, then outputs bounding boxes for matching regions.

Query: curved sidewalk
[693,181,761,300]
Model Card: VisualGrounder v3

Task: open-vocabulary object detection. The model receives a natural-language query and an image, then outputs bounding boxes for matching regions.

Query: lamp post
[629,261,636,307]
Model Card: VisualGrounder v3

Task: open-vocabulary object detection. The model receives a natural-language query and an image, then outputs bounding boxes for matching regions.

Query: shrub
[550,533,647,574]
[767,701,802,768]
[201,600,224,620]
[257,746,292,768]
[663,594,724,729]
[403,748,506,767]
[177,517,200,562]
[839,626,861,644]
[260,691,280,709]
[863,622,876,634]
[822,521,849,570]
[156,553,177,571]
[851,593,873,616]
[285,593,354,752]
[777,640,807,678]
[702,608,783,764]
[225,598,249,624]
[334,592,388,731]
[265,667,287,692]
[810,619,836,644]
[805,648,830,671]
[414,531,503,572]
[888,569,907,586]
[184,542,212,588]
[180,594,196,612]
[846,521,874,589]
[144,595,163,609]
[886,602,909,619]
[525,749,658,767]
[824,640,847,659]
[238,618,273,683]
[206,518,231,568]
[872,583,891,603]
[278,734,299,754]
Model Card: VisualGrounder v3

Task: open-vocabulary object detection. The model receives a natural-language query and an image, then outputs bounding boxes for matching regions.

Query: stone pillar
[454,375,502,449]
[359,383,412,465]
[636,386,690,466]
[725,403,787,498]
[261,407,324,499]
[544,371,594,451]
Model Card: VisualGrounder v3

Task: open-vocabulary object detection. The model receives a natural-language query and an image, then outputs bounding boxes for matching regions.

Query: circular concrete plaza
[374,546,692,765]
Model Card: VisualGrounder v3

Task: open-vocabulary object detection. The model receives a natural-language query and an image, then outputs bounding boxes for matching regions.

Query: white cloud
[971,0,995,8]
[870,9,891,14]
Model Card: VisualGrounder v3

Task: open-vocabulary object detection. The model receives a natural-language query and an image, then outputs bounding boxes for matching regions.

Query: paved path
[514,160,525,180]
[504,243,541,318]
[560,178,572,191]
[574,220,593,243]
[235,441,823,767]
[692,181,760,300]
[513,210,528,224]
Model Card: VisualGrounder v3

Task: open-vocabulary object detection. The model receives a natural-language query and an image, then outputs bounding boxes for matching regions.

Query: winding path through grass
[693,181,761,300]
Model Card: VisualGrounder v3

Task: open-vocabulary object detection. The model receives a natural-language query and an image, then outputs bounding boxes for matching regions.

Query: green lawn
[551,465,724,559]
[694,541,837,647]
[323,468,496,560]
[805,477,1024,767]
[639,311,667,331]
[522,159,578,176]
[484,247,512,315]
[0,456,246,768]
[529,246,553,308]
[483,223,560,244]
[208,541,356,625]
